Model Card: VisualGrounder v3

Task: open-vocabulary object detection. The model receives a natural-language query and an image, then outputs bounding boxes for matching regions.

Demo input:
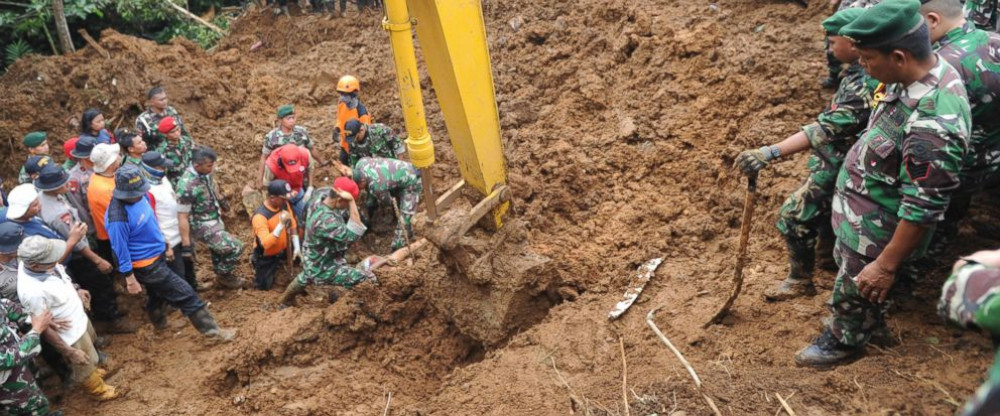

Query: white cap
[17,235,66,265]
[90,143,121,174]
[5,184,38,220]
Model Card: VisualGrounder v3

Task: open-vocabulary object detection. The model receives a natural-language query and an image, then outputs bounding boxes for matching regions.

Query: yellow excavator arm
[382,0,509,230]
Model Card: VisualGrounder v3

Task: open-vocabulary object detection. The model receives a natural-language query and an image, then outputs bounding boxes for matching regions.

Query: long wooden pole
[165,1,226,35]
[705,173,758,327]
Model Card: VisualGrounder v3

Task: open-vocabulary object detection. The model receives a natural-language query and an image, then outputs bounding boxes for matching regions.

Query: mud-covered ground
[1,0,997,414]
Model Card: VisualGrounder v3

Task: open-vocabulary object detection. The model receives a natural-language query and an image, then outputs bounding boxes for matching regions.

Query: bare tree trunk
[52,0,75,54]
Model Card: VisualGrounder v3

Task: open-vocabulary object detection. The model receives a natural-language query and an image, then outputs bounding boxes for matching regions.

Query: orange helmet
[336,75,360,93]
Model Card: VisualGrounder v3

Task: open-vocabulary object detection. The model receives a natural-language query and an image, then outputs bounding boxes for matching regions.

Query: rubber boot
[147,304,168,330]
[215,272,245,290]
[278,280,307,307]
[81,370,122,401]
[794,329,864,368]
[188,308,236,341]
[764,235,818,301]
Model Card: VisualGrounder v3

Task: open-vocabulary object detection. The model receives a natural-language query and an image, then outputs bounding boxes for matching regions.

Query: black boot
[188,308,236,341]
[794,329,864,368]
[764,235,818,301]
[148,304,168,330]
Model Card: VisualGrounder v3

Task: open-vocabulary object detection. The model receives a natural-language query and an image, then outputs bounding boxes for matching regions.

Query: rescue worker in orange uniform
[333,75,372,165]
[250,180,301,290]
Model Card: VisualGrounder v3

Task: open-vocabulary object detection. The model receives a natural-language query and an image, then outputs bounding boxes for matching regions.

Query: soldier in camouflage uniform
[795,0,971,368]
[258,105,314,190]
[735,8,877,301]
[350,157,422,251]
[278,178,375,307]
[965,0,1000,31]
[135,86,189,151]
[343,119,406,167]
[920,0,1000,259]
[176,147,245,289]
[823,0,883,88]
[155,116,195,184]
[17,132,51,185]
[0,298,55,416]
[938,249,1000,415]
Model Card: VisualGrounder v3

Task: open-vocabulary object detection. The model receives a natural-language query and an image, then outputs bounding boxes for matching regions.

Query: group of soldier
[0,75,421,415]
[734,0,1000,412]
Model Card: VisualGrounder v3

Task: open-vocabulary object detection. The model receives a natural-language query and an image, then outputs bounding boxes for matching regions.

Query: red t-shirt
[265,144,308,191]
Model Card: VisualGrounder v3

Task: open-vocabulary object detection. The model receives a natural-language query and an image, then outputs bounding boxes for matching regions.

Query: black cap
[0,223,24,254]
[72,136,97,159]
[141,151,174,169]
[267,179,291,197]
[33,164,70,191]
[23,155,52,175]
[112,164,151,200]
[344,119,362,141]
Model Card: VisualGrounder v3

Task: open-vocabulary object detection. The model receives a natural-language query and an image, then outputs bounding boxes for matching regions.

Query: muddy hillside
[1,0,997,414]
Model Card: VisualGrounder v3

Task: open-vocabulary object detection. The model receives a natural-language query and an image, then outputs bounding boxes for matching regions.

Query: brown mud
[1,0,997,414]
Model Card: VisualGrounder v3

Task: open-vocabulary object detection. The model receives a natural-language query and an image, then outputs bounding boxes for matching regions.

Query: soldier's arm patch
[905,154,932,181]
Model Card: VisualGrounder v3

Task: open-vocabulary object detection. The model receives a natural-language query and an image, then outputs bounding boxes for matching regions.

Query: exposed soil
[1,0,998,414]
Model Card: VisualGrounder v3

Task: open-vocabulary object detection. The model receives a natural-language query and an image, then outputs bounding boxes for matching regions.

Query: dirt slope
[0,0,996,414]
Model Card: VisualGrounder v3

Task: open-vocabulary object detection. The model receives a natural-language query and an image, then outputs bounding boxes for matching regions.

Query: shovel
[704,172,758,328]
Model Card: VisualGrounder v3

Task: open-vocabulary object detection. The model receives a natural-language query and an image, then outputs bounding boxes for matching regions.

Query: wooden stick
[382,391,392,416]
[646,308,722,416]
[165,1,227,35]
[76,29,110,59]
[619,337,630,416]
[775,393,796,416]
[705,173,758,327]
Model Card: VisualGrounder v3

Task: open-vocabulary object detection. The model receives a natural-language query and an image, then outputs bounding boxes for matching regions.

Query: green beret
[822,8,866,35]
[840,0,924,47]
[276,104,294,118]
[22,131,46,148]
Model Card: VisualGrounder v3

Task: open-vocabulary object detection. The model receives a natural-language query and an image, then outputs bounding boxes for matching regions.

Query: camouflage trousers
[827,243,891,347]
[776,143,848,242]
[295,257,374,288]
[192,220,244,275]
[0,363,50,416]
[367,183,422,251]
[938,262,1000,415]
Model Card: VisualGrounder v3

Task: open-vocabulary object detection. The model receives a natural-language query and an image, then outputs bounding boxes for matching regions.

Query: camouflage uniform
[176,167,244,276]
[966,0,1000,32]
[135,106,187,150]
[16,167,30,185]
[827,58,971,347]
[296,188,374,287]
[262,126,312,157]
[938,261,1000,415]
[154,133,194,184]
[776,64,878,274]
[826,0,882,80]
[0,298,49,416]
[346,123,406,167]
[926,24,1000,258]
[353,157,423,251]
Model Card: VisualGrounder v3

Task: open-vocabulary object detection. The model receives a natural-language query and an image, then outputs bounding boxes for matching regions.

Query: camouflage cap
[841,0,924,47]
[822,7,866,35]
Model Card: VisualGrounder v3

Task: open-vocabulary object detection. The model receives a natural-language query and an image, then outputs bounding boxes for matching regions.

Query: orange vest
[251,202,297,257]
[336,102,372,151]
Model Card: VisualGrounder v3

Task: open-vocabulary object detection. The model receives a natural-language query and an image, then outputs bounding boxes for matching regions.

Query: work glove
[273,216,287,238]
[733,146,777,176]
[180,245,194,260]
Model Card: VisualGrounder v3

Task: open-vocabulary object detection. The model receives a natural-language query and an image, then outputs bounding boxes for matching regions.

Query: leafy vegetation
[0,0,237,70]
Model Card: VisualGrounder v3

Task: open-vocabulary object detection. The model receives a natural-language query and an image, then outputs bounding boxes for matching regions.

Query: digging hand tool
[705,172,758,327]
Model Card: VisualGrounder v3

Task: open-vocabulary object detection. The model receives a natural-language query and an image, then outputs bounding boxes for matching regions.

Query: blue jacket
[105,195,165,274]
